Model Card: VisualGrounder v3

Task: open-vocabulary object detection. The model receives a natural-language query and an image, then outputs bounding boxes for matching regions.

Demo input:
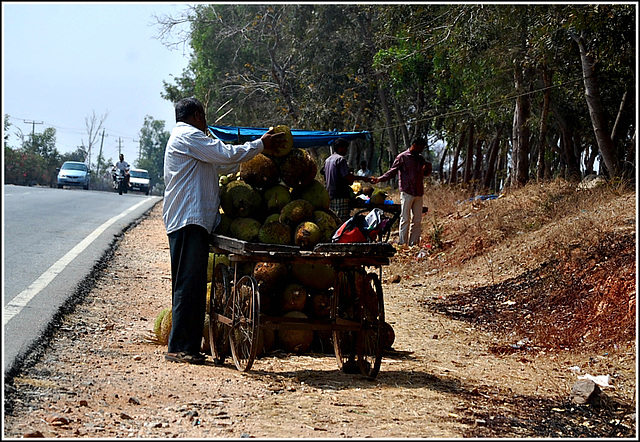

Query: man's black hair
[334,138,349,149]
[412,137,427,147]
[175,97,204,122]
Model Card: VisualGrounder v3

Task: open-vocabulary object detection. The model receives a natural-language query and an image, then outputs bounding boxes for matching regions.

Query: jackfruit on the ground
[276,311,314,353]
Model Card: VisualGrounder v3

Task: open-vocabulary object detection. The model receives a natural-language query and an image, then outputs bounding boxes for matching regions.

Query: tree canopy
[156,3,635,190]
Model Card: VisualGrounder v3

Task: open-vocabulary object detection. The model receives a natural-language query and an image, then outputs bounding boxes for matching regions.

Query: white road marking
[3,199,150,326]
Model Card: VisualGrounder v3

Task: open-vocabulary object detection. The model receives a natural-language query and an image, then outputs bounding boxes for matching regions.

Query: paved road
[3,185,162,378]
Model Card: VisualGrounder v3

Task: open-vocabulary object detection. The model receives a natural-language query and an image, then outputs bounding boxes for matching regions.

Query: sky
[2,2,192,167]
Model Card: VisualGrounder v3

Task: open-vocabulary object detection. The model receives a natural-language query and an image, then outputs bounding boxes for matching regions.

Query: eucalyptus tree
[137,116,170,192]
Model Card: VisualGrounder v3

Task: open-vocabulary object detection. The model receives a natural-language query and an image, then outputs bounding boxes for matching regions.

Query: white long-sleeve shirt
[162,122,264,235]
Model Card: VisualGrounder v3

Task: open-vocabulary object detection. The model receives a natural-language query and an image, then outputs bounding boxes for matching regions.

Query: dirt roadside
[3,195,636,439]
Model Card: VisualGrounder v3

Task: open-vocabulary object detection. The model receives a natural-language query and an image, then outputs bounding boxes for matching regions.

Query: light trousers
[399,192,423,246]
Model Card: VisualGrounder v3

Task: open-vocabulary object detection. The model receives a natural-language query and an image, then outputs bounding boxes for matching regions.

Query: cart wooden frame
[207,234,396,379]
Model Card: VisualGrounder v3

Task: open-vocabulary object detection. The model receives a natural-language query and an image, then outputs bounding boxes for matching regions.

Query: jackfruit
[310,292,331,318]
[229,217,262,242]
[214,213,233,236]
[370,189,387,205]
[264,125,293,158]
[313,210,339,243]
[281,283,307,312]
[277,311,314,353]
[202,313,211,354]
[159,308,173,345]
[279,148,317,188]
[279,199,314,226]
[220,180,263,219]
[291,179,330,210]
[258,221,292,245]
[239,153,280,189]
[292,262,337,291]
[153,307,171,341]
[263,184,292,213]
[253,262,288,296]
[207,253,230,282]
[264,213,281,224]
[294,221,322,249]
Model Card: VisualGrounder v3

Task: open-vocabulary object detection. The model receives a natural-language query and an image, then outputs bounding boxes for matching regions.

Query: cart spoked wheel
[332,271,360,374]
[357,272,385,379]
[229,275,261,372]
[209,263,231,365]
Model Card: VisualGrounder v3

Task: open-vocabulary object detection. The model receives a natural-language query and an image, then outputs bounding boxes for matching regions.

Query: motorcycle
[112,167,130,195]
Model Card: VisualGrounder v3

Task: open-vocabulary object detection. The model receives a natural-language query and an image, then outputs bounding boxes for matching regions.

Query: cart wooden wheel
[208,263,231,365]
[331,271,360,374]
[228,275,261,372]
[357,272,385,378]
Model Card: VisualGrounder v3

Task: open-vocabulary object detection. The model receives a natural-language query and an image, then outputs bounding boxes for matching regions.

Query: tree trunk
[463,123,474,184]
[513,69,531,187]
[394,101,410,148]
[358,11,398,160]
[449,128,466,184]
[438,142,450,183]
[573,32,618,177]
[584,143,599,176]
[537,68,552,181]
[551,103,582,182]
[484,126,503,191]
[473,138,483,183]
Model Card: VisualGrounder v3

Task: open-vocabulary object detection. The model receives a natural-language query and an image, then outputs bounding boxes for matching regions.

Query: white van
[129,168,151,195]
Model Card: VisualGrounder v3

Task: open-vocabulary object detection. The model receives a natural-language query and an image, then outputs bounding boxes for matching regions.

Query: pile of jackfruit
[215,126,341,250]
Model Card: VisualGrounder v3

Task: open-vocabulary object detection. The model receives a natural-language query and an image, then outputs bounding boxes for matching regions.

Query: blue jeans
[167,224,209,354]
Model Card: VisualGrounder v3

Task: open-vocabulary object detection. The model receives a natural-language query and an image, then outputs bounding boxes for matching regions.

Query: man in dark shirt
[321,138,370,222]
[371,138,432,246]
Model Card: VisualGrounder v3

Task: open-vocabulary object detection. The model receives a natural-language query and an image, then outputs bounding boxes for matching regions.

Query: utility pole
[135,139,141,163]
[96,129,106,177]
[23,120,43,146]
[118,137,123,155]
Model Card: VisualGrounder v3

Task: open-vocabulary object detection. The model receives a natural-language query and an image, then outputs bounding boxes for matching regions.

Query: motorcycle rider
[113,153,131,190]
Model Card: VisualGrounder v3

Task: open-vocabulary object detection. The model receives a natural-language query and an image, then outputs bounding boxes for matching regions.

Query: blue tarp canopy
[208,125,371,149]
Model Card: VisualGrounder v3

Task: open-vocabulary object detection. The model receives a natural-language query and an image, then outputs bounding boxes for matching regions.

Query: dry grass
[403,177,637,353]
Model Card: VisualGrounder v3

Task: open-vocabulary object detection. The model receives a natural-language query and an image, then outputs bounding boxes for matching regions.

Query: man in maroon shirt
[371,138,432,246]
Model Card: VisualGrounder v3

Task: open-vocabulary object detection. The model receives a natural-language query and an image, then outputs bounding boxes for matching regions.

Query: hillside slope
[390,179,636,353]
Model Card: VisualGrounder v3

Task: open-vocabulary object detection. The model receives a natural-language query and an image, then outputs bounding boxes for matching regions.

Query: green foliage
[157,4,636,185]
[136,116,170,193]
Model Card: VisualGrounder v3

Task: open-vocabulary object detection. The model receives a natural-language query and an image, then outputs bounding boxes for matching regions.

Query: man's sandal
[164,352,206,365]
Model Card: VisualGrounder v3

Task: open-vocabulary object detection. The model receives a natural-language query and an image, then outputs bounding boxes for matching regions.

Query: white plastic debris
[577,374,612,388]
[569,366,581,374]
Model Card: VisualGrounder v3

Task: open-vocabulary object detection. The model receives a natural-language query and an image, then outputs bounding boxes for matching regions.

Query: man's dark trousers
[167,224,209,354]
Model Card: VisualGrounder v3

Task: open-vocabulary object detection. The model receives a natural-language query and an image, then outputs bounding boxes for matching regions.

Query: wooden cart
[207,234,396,379]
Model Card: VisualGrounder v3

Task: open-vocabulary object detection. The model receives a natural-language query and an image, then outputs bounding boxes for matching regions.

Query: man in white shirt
[356,160,371,177]
[163,97,284,365]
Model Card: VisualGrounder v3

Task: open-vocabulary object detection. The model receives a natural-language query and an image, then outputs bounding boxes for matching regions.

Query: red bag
[331,214,368,243]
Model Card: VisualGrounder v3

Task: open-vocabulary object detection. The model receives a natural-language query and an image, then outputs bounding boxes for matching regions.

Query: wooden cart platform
[207,233,396,379]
